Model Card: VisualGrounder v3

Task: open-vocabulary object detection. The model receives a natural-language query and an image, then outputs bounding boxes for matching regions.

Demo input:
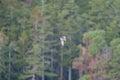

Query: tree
[73,30,108,80]
[105,38,120,80]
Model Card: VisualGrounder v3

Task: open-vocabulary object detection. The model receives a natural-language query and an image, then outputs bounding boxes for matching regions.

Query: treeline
[0,0,120,80]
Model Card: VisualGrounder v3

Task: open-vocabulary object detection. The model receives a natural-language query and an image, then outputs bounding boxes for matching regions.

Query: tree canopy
[0,0,120,80]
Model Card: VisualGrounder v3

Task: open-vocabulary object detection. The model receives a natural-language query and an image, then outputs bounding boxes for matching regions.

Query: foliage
[83,30,106,56]
[105,38,120,80]
[0,0,120,80]
[79,75,89,80]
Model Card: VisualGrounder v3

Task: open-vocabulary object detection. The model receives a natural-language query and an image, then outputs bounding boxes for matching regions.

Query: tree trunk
[51,50,54,80]
[89,57,95,80]
[42,67,45,80]
[32,74,35,80]
[8,43,12,80]
[42,54,45,80]
[8,6,13,80]
[41,0,45,79]
[0,48,2,80]
[79,69,83,79]
[68,67,72,80]
[60,53,63,80]
[42,74,44,80]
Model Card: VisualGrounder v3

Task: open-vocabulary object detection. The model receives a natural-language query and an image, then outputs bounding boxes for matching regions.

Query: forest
[0,0,120,80]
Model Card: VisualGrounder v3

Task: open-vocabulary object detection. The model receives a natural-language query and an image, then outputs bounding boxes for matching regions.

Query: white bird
[60,36,67,46]
[60,37,64,46]
[62,36,66,42]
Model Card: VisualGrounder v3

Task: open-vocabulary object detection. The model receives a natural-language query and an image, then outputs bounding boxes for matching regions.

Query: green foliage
[110,38,120,53]
[0,0,120,80]
[105,38,120,80]
[79,75,89,80]
[83,30,106,56]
